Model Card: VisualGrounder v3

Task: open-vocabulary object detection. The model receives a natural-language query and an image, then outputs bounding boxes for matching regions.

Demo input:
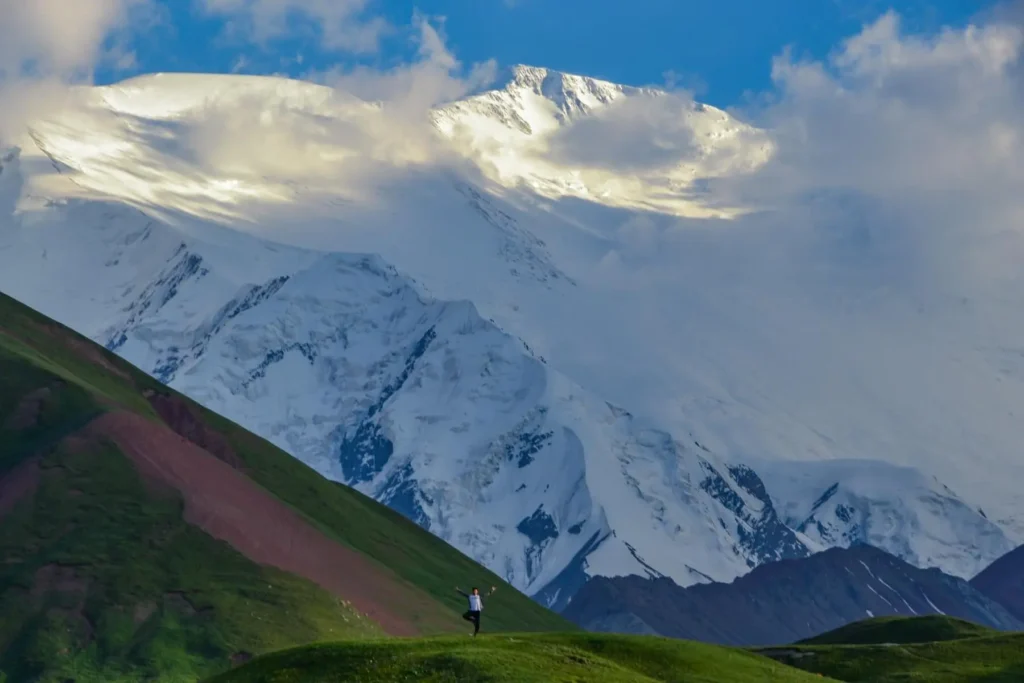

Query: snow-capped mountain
[0,180,810,603]
[755,459,1012,581]
[431,65,771,217]
[0,67,1018,604]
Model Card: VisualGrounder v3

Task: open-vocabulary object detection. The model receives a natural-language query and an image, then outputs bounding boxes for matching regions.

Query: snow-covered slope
[432,65,771,217]
[0,190,810,604]
[756,459,1011,580]
[0,68,1018,603]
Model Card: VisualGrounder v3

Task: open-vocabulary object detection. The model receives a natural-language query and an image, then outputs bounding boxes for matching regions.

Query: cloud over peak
[0,0,150,79]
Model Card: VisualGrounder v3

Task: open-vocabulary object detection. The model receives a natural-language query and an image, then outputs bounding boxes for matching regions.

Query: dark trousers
[463,610,481,634]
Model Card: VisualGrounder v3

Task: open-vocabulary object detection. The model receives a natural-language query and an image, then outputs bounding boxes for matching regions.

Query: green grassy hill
[204,633,839,683]
[209,616,1024,683]
[0,292,570,683]
[798,615,997,646]
[760,616,1024,682]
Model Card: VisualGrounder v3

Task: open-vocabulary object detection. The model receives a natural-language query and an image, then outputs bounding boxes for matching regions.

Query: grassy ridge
[205,633,838,683]
[0,291,569,682]
[798,615,996,646]
[769,634,1024,682]
[761,616,1024,682]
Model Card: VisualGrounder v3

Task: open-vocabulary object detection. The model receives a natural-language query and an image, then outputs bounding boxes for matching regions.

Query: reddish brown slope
[83,410,432,636]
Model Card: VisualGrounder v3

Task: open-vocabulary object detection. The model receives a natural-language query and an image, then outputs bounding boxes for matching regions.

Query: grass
[0,302,160,417]
[204,633,839,683]
[759,617,1024,682]
[766,634,1024,682]
[797,615,997,646]
[0,351,102,476]
[0,437,380,683]
[0,290,571,682]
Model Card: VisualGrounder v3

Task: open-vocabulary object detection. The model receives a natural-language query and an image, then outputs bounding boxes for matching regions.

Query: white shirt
[468,594,483,611]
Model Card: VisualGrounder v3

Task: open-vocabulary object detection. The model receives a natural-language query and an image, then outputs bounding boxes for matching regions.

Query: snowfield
[0,66,1019,605]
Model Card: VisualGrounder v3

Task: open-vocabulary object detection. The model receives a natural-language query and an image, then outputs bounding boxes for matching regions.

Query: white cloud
[230,55,251,73]
[316,15,496,117]
[182,15,495,185]
[546,93,701,172]
[686,11,1024,295]
[199,0,388,53]
[22,12,500,222]
[761,11,1023,198]
[179,9,498,193]
[0,0,153,142]
[0,0,150,79]
[808,14,1013,184]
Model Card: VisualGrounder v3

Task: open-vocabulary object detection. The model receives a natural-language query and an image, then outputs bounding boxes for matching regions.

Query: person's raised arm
[488,585,498,596]
[455,586,468,597]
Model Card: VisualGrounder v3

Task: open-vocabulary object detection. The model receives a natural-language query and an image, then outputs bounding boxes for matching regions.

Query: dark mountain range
[563,544,1023,646]
[972,544,1024,622]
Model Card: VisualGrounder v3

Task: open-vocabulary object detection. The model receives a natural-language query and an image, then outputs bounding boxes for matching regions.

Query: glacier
[0,66,1018,605]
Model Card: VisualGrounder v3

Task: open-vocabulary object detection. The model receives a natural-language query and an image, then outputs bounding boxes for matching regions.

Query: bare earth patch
[0,457,41,520]
[145,392,245,470]
[3,386,52,430]
[84,411,425,636]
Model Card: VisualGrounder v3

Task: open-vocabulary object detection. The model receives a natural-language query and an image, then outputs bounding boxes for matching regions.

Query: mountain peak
[494,64,642,111]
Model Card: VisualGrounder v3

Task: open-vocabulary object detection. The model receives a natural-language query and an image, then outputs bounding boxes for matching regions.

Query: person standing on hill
[455,585,496,636]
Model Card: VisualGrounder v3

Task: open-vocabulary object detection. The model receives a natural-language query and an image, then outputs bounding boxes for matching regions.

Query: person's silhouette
[455,585,496,636]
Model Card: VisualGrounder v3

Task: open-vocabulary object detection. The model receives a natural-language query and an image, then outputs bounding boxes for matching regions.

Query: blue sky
[103,0,994,106]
